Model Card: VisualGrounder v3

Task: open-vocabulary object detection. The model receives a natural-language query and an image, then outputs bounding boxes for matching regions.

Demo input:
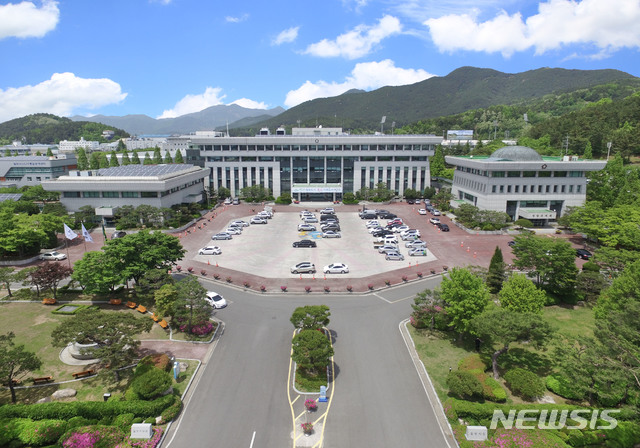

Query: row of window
[205,155,428,163]
[63,191,160,199]
[491,184,582,194]
[197,144,435,152]
[457,166,584,178]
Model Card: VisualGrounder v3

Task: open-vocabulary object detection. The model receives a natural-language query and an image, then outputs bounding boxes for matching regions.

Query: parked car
[322,231,341,238]
[323,263,349,274]
[293,240,317,248]
[198,246,222,255]
[321,223,341,232]
[40,251,67,261]
[111,231,127,239]
[388,218,403,225]
[366,220,380,228]
[576,249,592,260]
[392,225,410,234]
[378,245,399,254]
[401,228,420,237]
[405,240,427,249]
[438,223,450,232]
[291,262,316,274]
[230,220,249,227]
[360,212,377,220]
[418,209,427,215]
[320,214,339,222]
[304,216,319,223]
[402,233,420,241]
[429,217,441,225]
[409,248,428,257]
[368,226,384,234]
[250,217,268,224]
[205,291,227,309]
[431,209,441,216]
[257,211,272,219]
[211,232,232,240]
[298,224,317,232]
[373,230,394,237]
[385,251,405,261]
[376,235,398,244]
[320,207,335,214]
[300,210,313,217]
[225,227,242,235]
[406,199,415,204]
[378,212,397,219]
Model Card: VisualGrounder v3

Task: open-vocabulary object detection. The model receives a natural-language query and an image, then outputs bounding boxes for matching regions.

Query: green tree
[486,246,506,294]
[583,141,593,159]
[410,289,448,330]
[430,145,446,177]
[447,370,483,399]
[143,152,152,165]
[432,187,453,211]
[136,269,174,304]
[131,150,141,165]
[103,230,185,284]
[499,273,547,313]
[154,283,179,319]
[76,147,89,170]
[51,308,152,381]
[173,276,210,333]
[174,150,184,164]
[576,269,607,303]
[0,212,63,257]
[290,305,331,330]
[153,147,162,164]
[403,188,418,200]
[89,152,100,170]
[98,152,109,169]
[0,267,18,296]
[440,267,489,336]
[472,309,553,379]
[0,332,42,403]
[218,186,230,200]
[71,251,121,293]
[109,150,119,167]
[29,263,73,299]
[163,151,173,164]
[121,151,131,165]
[291,329,334,375]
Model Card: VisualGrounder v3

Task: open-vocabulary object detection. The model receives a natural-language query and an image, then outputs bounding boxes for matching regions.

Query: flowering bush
[200,270,207,276]
[368,283,374,290]
[213,273,220,279]
[176,266,182,272]
[16,419,66,446]
[304,399,317,411]
[305,286,311,293]
[190,321,214,336]
[62,426,126,448]
[260,285,266,292]
[281,286,287,292]
[301,422,314,434]
[346,285,353,292]
[430,269,436,274]
[402,275,408,282]
[324,286,330,292]
[115,427,164,448]
[417,272,423,278]
[187,267,193,273]
[244,282,250,288]
[226,277,232,283]
[385,280,391,286]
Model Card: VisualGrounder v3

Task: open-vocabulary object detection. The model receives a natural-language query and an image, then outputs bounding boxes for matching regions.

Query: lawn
[542,304,595,338]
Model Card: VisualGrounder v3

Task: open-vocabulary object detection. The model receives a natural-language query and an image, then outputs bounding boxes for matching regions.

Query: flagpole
[64,237,71,269]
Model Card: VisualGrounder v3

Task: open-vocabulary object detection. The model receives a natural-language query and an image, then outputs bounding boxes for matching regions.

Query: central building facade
[166,127,442,201]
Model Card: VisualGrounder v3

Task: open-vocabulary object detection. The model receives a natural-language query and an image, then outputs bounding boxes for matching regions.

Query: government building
[165,127,442,201]
[446,146,606,225]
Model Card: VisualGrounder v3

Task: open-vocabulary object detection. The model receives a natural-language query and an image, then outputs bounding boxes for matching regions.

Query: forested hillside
[0,114,129,145]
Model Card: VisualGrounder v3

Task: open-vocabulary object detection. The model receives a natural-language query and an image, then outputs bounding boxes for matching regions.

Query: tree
[432,187,453,211]
[403,188,418,200]
[163,151,173,164]
[0,212,62,257]
[410,289,448,330]
[30,263,73,298]
[0,266,18,296]
[51,308,152,381]
[0,332,42,403]
[136,269,174,304]
[218,186,230,200]
[439,267,489,336]
[103,230,185,284]
[153,147,162,164]
[498,273,547,313]
[576,269,607,303]
[109,150,119,167]
[447,371,483,399]
[154,283,179,319]
[486,246,506,294]
[472,309,553,379]
[172,276,210,333]
[71,251,122,293]
[290,305,331,330]
[131,150,141,164]
[583,140,593,159]
[121,151,131,165]
[291,329,334,375]
[174,150,184,164]
[430,145,446,177]
[76,147,89,170]
[98,152,109,168]
[143,152,152,165]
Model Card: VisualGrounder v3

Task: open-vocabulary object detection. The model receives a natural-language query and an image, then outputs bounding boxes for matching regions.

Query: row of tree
[75,147,185,171]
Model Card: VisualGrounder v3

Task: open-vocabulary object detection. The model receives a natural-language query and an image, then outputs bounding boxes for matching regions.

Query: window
[507,185,511,193]
[554,171,567,177]
[577,185,581,193]
[492,171,505,178]
[63,191,80,198]
[102,191,119,198]
[569,171,582,177]
[122,192,139,198]
[546,185,550,193]
[492,185,497,193]
[523,171,536,178]
[499,185,504,193]
[515,185,519,193]
[569,185,574,193]
[523,185,527,193]
[82,191,99,198]
[553,185,558,193]
[561,185,566,193]
[141,192,158,198]
[507,171,520,177]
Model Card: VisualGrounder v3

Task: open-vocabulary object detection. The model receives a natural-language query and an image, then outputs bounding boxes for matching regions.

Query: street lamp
[607,142,612,160]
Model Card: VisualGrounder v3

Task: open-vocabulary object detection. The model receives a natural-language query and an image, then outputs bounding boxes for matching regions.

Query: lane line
[249,431,256,448]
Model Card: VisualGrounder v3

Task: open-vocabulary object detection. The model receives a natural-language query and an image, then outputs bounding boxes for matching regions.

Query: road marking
[373,293,416,304]
[249,431,256,448]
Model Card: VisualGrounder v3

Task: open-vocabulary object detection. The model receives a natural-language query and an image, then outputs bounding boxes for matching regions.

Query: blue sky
[1,0,639,123]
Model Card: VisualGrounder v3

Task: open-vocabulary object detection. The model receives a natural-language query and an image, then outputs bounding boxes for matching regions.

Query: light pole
[607,141,612,160]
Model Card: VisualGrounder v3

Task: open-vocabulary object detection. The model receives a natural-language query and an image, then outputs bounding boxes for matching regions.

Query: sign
[292,183,342,193]
[465,426,488,441]
[131,423,153,439]
[173,361,179,380]
[319,385,327,402]
[447,130,473,140]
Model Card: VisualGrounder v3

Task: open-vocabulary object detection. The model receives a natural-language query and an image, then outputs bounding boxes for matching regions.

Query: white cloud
[425,0,640,57]
[0,73,126,123]
[231,98,268,109]
[158,87,226,119]
[225,14,249,23]
[272,26,299,46]
[284,59,434,107]
[303,15,402,59]
[0,0,59,40]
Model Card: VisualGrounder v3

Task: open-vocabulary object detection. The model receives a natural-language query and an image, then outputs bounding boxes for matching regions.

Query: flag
[64,223,78,240]
[81,223,93,243]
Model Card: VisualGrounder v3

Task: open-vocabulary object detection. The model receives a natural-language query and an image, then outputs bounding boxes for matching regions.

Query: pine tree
[46,148,53,156]
[153,147,162,164]
[131,150,141,165]
[487,246,506,294]
[121,152,131,165]
[109,150,120,167]
[163,151,173,164]
[584,141,593,159]
[143,153,152,165]
[174,150,184,164]
[430,145,446,177]
[76,148,89,170]
[89,152,100,170]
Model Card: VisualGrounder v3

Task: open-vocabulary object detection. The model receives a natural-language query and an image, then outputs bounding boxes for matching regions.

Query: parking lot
[192,208,438,278]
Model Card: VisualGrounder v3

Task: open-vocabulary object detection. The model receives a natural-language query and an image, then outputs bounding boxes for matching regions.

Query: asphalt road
[165,275,451,448]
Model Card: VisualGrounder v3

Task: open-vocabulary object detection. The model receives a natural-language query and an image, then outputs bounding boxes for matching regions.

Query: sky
[0,0,639,124]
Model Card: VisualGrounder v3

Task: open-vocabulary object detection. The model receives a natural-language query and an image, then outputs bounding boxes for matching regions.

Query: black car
[111,231,127,239]
[378,212,397,219]
[407,199,415,204]
[576,249,592,260]
[439,223,450,232]
[293,240,317,248]
[373,230,394,237]
[360,213,377,220]
[320,214,339,222]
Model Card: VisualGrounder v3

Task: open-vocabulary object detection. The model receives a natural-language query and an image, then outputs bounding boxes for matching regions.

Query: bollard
[473,252,477,258]
[467,247,470,252]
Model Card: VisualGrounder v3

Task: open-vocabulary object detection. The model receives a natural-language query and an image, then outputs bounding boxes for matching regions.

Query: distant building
[124,137,168,150]
[0,141,56,156]
[446,146,606,225]
[59,137,99,152]
[0,154,77,188]
[102,130,115,139]
[42,164,209,224]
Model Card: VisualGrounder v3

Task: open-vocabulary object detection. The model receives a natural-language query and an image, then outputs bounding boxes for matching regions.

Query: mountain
[229,67,638,134]
[70,104,285,135]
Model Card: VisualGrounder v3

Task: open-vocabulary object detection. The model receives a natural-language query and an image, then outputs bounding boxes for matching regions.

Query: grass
[542,304,595,338]
[172,359,197,397]
[294,367,329,393]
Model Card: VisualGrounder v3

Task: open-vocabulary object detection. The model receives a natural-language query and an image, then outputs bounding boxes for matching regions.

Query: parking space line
[373,293,418,304]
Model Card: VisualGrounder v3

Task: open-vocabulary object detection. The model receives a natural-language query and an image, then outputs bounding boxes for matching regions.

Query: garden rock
[37,396,52,403]
[156,416,163,425]
[538,394,556,404]
[52,388,77,400]
[179,362,189,372]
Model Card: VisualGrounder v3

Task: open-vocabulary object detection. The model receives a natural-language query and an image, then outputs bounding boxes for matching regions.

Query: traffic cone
[473,252,477,258]
[208,260,210,265]
[460,241,463,247]
[467,246,470,252]
[215,262,218,267]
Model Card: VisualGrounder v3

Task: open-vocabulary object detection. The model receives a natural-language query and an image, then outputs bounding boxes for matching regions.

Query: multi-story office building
[58,137,100,152]
[0,154,77,188]
[446,146,606,225]
[165,127,442,201]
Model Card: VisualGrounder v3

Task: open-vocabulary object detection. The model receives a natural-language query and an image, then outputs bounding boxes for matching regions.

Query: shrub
[130,368,173,400]
[582,261,600,272]
[112,413,135,432]
[504,368,545,401]
[546,374,584,401]
[446,371,483,399]
[16,419,66,446]
[59,425,125,448]
[305,286,311,293]
[484,377,507,403]
[160,397,183,423]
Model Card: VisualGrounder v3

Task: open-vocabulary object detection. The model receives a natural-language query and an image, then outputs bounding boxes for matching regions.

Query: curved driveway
[164,276,454,448]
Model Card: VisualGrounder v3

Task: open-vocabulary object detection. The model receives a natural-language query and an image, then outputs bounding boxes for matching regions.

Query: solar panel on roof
[97,164,193,177]
[0,193,23,202]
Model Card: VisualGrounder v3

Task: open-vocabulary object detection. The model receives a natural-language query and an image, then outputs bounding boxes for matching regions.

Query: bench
[158,320,168,329]
[136,305,147,314]
[151,314,160,322]
[72,369,95,379]
[42,298,56,305]
[126,301,137,309]
[109,298,122,305]
[33,376,53,385]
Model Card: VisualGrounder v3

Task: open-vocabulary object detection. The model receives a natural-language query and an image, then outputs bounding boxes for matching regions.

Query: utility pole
[607,141,612,160]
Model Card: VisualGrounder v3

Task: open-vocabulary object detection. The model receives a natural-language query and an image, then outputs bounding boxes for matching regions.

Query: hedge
[131,367,172,400]
[546,374,585,401]
[504,368,545,401]
[0,394,176,421]
[447,371,483,399]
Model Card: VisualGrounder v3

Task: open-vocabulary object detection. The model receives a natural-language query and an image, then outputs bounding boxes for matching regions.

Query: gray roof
[0,193,23,202]
[97,164,195,177]
[488,146,542,162]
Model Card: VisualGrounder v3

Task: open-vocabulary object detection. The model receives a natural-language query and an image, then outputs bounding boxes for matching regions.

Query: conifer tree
[487,246,506,294]
[163,151,173,164]
[121,151,131,165]
[174,150,184,164]
[143,152,152,165]
[76,148,89,170]
[109,150,120,167]
[153,147,162,164]
[131,150,141,164]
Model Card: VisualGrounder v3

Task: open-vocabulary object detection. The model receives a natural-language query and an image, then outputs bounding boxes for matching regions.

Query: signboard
[131,423,153,439]
[465,426,488,441]
[292,183,342,193]
[447,130,473,140]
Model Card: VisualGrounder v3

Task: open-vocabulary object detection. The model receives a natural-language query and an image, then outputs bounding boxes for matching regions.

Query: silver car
[225,227,242,235]
[298,224,317,232]
[385,251,405,261]
[405,240,427,248]
[291,262,316,274]
[230,220,249,227]
[322,231,341,238]
[378,245,399,254]
[250,217,268,224]
[409,248,428,257]
[40,251,67,261]
[211,232,232,240]
[198,246,222,255]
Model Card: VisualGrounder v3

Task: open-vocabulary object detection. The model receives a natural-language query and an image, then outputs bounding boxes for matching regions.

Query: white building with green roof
[445,146,606,225]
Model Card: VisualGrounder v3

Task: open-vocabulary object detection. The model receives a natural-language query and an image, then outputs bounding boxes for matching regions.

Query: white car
[205,291,227,309]
[230,220,249,227]
[298,224,317,232]
[225,227,242,235]
[303,216,319,223]
[211,232,232,240]
[366,220,380,228]
[368,226,383,234]
[429,217,441,225]
[322,231,341,238]
[300,210,313,217]
[320,208,335,214]
[432,210,441,216]
[258,211,272,219]
[401,229,421,237]
[40,251,67,261]
[250,217,268,224]
[376,235,398,244]
[418,209,427,215]
[198,246,222,255]
[378,245,399,254]
[323,263,349,274]
[385,251,405,261]
[405,240,427,249]
[393,225,410,233]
